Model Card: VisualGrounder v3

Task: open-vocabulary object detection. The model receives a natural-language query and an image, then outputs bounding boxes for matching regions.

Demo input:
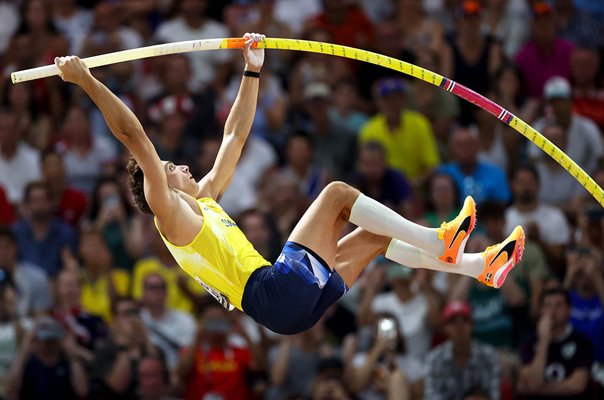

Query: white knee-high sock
[349,194,443,255]
[385,239,484,278]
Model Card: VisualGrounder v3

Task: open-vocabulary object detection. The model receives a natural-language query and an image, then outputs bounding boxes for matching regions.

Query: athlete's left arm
[197,33,265,199]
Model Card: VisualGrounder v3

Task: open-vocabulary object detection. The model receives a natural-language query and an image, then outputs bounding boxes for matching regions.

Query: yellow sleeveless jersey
[155,198,270,311]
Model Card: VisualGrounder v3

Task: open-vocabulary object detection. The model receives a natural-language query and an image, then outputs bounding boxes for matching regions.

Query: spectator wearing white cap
[530,76,603,174]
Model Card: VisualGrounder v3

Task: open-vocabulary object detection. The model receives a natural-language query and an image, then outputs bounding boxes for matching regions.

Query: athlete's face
[163,161,199,196]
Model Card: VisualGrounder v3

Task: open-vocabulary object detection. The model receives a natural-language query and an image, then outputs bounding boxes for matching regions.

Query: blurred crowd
[0,0,603,399]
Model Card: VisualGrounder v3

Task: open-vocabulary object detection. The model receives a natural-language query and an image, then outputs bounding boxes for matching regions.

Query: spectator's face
[542,125,566,149]
[240,213,270,249]
[358,147,386,183]
[430,175,456,211]
[62,108,90,142]
[532,15,556,45]
[512,170,538,205]
[312,377,351,400]
[197,139,220,176]
[93,2,119,32]
[0,285,17,320]
[163,57,191,91]
[138,358,166,397]
[450,129,479,166]
[496,67,520,98]
[142,275,167,308]
[79,232,111,267]
[57,270,81,306]
[0,112,20,147]
[114,301,140,329]
[445,315,473,342]
[25,0,48,30]
[42,153,66,181]
[26,187,52,220]
[8,83,32,111]
[484,216,505,242]
[160,112,187,138]
[571,48,599,86]
[548,98,572,122]
[541,294,570,328]
[200,307,231,345]
[180,0,207,15]
[333,82,356,111]
[286,137,312,170]
[376,92,406,120]
[0,237,17,268]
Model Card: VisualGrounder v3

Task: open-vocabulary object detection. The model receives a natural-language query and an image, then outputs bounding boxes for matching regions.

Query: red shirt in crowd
[183,346,252,400]
[573,88,604,132]
[0,186,14,225]
[58,188,88,227]
[306,6,374,49]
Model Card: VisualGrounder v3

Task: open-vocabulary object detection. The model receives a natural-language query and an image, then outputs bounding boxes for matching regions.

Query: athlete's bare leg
[288,182,360,268]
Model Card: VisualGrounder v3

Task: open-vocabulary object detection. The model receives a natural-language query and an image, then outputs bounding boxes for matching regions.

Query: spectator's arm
[104,351,133,393]
[518,339,548,393]
[499,275,526,307]
[4,332,34,400]
[424,354,445,400]
[176,344,197,382]
[350,344,385,392]
[448,275,471,302]
[387,368,411,400]
[535,369,590,396]
[269,338,292,387]
[357,266,385,326]
[68,358,89,398]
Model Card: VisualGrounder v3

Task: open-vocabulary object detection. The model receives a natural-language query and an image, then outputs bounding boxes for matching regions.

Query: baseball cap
[304,82,331,100]
[532,1,553,17]
[543,76,571,99]
[374,77,406,98]
[35,316,65,341]
[459,0,481,16]
[442,300,472,323]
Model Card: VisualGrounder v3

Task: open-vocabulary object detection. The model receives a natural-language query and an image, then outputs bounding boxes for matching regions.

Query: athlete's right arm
[54,56,176,221]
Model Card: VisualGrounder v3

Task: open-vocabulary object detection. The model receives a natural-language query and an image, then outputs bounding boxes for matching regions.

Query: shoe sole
[492,228,525,289]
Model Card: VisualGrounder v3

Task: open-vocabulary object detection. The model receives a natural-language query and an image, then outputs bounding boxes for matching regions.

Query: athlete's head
[127,156,198,215]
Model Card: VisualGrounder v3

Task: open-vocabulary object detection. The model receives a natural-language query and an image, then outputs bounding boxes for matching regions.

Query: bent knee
[322,181,357,205]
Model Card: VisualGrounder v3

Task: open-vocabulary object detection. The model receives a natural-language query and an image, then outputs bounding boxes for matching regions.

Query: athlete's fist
[242,32,265,72]
[54,56,92,86]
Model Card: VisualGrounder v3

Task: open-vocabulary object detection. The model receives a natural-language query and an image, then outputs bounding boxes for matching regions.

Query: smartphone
[104,194,119,209]
[377,317,397,340]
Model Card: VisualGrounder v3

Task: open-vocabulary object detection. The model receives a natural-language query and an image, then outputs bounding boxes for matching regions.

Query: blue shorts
[241,241,348,335]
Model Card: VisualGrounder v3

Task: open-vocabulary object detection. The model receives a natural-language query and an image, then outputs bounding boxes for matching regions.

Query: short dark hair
[477,201,506,222]
[286,130,314,150]
[0,226,16,244]
[23,181,48,203]
[512,162,540,185]
[111,296,139,316]
[126,156,153,215]
[540,287,571,306]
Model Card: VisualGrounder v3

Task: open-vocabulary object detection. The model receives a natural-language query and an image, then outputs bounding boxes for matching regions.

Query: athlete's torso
[155,197,270,310]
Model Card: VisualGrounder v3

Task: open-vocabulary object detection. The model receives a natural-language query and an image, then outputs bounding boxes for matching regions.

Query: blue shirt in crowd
[437,162,511,205]
[12,219,77,278]
[570,290,604,362]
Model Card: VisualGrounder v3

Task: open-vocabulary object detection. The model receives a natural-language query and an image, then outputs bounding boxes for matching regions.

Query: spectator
[0,227,52,318]
[437,126,511,206]
[140,273,196,370]
[91,297,159,399]
[396,0,445,57]
[132,230,206,315]
[278,130,330,208]
[237,208,282,263]
[347,141,413,218]
[329,79,368,136]
[0,108,41,204]
[473,105,511,174]
[441,0,502,124]
[88,176,144,271]
[505,164,570,276]
[0,185,14,226]
[514,1,575,98]
[563,247,604,365]
[273,0,322,36]
[0,0,19,54]
[482,0,530,58]
[178,305,256,400]
[56,106,117,195]
[259,171,304,242]
[534,121,585,209]
[360,77,440,185]
[40,149,88,227]
[51,0,92,54]
[154,0,230,92]
[52,268,107,353]
[554,0,603,49]
[358,260,441,363]
[0,276,32,399]
[5,316,89,400]
[491,62,541,127]
[69,228,130,323]
[12,181,77,278]
[421,173,460,229]
[349,312,422,399]
[518,288,592,399]
[137,355,174,400]
[268,321,333,399]
[531,76,603,174]
[571,47,604,131]
[424,300,501,400]
[304,0,374,49]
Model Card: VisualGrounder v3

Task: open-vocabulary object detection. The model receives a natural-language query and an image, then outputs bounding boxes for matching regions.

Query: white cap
[544,76,571,99]
[304,82,331,100]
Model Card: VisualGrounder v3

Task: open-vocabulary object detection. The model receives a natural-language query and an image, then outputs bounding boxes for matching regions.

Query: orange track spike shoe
[437,196,477,264]
[478,226,525,289]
